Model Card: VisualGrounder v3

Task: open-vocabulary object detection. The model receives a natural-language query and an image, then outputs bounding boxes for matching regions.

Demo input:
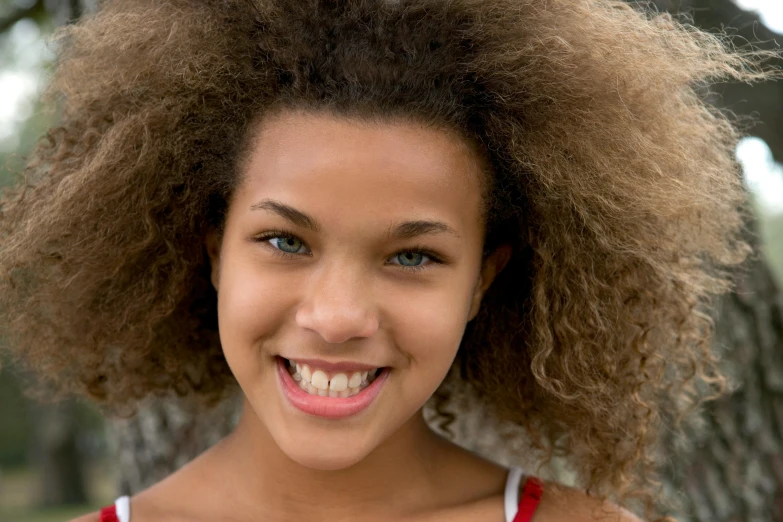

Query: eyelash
[253,228,445,273]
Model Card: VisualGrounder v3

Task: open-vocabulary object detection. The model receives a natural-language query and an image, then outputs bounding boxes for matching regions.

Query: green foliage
[0,505,103,522]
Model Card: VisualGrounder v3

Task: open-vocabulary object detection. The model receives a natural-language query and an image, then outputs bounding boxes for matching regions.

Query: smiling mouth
[281,357,383,398]
[276,356,390,419]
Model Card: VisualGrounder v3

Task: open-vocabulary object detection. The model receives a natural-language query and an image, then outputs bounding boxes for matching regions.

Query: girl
[0,0,775,521]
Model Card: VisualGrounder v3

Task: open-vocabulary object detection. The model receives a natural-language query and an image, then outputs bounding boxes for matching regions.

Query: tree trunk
[660,236,783,522]
[109,394,240,494]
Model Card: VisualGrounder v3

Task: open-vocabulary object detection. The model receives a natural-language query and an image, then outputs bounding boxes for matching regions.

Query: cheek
[216,254,294,365]
[399,296,469,359]
[389,282,474,388]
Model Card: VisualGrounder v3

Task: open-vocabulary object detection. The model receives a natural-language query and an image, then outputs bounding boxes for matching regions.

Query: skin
[73,111,643,522]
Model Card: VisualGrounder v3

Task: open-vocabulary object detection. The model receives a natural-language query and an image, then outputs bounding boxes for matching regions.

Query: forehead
[234,110,486,234]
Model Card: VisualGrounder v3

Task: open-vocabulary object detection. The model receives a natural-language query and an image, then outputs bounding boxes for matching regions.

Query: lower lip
[276,357,389,420]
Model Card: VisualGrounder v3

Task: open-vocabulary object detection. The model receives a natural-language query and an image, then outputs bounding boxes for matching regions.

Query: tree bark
[660,232,783,522]
[109,394,241,494]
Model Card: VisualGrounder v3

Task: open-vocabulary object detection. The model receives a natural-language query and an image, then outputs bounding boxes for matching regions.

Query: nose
[295,261,379,344]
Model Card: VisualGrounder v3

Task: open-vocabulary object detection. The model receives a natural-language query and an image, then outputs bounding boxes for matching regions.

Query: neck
[212,397,451,520]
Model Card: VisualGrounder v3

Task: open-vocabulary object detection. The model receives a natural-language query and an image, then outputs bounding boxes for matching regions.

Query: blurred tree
[0,0,86,32]
[0,0,92,509]
[28,400,89,506]
[663,221,783,522]
[109,396,241,494]
[643,4,783,522]
[0,0,781,520]
[0,362,32,468]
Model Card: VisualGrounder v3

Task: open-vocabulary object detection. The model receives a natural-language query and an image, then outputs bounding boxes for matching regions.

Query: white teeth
[311,370,329,390]
[329,373,348,391]
[348,372,362,388]
[285,359,385,398]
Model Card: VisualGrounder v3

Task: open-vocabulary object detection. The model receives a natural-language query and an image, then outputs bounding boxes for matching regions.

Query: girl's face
[207,110,509,470]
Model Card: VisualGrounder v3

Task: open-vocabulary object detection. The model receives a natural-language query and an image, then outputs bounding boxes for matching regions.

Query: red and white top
[505,466,544,522]
[100,466,543,522]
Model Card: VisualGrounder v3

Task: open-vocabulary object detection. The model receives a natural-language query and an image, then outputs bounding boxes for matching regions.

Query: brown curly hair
[1,0,778,518]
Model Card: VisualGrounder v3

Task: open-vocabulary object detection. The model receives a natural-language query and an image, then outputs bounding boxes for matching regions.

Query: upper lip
[280,356,381,373]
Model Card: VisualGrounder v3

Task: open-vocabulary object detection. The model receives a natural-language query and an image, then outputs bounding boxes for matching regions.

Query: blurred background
[0,1,781,521]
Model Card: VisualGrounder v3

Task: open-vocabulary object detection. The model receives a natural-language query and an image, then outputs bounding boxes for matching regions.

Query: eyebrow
[250,199,461,240]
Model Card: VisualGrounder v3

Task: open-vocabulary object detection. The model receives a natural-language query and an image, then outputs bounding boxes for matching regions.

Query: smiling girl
[0,0,776,521]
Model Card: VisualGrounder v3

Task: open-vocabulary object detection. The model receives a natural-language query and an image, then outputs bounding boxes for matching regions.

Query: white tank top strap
[504,465,525,522]
[115,495,131,522]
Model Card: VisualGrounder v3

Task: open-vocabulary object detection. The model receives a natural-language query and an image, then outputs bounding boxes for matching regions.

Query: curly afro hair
[0,0,778,517]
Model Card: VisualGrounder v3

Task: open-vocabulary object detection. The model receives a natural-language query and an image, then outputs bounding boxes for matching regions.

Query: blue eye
[392,251,427,268]
[253,229,444,273]
[269,235,306,254]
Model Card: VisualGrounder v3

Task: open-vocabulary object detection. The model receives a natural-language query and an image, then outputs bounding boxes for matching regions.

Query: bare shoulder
[533,480,644,522]
[67,511,101,522]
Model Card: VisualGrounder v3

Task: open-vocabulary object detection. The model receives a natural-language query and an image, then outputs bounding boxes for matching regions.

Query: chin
[277,431,375,471]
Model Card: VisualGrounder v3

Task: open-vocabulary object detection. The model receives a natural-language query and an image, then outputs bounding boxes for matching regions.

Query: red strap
[512,476,544,522]
[99,505,119,522]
